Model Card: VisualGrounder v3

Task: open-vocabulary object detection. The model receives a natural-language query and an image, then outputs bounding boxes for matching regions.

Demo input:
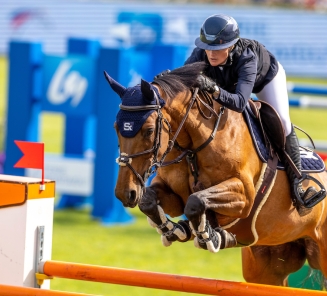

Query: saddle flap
[258,100,286,151]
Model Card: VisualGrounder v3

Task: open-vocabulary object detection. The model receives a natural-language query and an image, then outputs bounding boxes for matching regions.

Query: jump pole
[0,174,55,289]
[0,284,96,296]
[38,260,327,296]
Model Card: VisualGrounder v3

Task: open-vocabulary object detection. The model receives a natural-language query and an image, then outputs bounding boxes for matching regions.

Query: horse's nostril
[129,190,137,203]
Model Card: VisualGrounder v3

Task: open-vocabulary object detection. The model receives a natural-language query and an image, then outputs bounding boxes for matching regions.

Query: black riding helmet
[195,14,240,50]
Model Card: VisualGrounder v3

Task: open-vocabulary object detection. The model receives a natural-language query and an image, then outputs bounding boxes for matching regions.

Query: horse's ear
[103,71,126,98]
[141,79,155,103]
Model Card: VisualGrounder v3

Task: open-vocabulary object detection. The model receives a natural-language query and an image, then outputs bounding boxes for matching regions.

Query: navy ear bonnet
[116,84,165,138]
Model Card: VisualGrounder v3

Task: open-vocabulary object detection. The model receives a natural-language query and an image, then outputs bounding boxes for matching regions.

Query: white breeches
[256,62,292,136]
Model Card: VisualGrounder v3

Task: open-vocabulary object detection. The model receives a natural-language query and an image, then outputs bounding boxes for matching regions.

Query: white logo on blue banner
[47,60,88,107]
[42,55,95,116]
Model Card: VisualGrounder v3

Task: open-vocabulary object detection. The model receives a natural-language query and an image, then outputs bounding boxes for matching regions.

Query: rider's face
[205,47,231,66]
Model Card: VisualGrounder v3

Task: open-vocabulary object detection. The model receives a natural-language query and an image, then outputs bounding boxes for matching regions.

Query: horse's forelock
[153,62,207,101]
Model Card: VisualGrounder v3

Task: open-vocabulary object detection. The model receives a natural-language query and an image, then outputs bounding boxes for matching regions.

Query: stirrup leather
[294,174,326,208]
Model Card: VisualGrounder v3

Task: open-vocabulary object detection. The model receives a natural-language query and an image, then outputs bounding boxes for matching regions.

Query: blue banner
[42,55,95,116]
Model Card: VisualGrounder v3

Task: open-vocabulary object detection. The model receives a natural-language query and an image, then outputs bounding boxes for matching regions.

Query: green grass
[51,208,243,295]
[290,108,327,142]
[0,56,326,295]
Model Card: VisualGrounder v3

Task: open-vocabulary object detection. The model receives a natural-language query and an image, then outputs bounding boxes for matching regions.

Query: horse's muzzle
[115,188,139,208]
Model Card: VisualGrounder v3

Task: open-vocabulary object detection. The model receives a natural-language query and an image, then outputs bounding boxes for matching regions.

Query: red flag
[14,140,44,183]
[318,152,327,164]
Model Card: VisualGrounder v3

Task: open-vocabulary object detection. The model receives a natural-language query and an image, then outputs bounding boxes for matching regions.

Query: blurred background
[0,0,327,295]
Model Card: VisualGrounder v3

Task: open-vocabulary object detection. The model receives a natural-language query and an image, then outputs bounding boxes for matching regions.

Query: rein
[116,87,225,190]
[160,90,225,184]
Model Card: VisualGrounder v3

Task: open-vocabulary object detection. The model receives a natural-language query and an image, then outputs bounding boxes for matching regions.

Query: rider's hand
[195,75,220,97]
[154,69,171,80]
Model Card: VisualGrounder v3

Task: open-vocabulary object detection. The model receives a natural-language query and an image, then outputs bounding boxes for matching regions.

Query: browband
[119,104,161,111]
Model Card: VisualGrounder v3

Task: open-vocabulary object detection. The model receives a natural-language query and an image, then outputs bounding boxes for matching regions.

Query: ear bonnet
[104,72,165,137]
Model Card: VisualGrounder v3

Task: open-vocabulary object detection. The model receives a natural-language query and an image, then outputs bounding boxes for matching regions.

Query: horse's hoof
[160,219,191,246]
[147,215,192,246]
[193,220,221,253]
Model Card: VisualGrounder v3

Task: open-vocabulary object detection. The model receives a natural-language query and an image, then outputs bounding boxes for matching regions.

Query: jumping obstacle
[287,82,327,114]
[289,96,327,109]
[2,260,327,296]
[5,39,188,226]
[0,174,326,295]
[0,284,94,296]
[0,174,54,289]
[35,260,327,296]
[287,83,327,96]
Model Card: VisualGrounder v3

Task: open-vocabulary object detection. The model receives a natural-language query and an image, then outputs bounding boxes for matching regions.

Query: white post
[0,174,55,289]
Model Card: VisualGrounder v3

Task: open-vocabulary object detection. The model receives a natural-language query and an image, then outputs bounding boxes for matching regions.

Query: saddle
[246,99,325,172]
[246,99,326,208]
[248,99,285,153]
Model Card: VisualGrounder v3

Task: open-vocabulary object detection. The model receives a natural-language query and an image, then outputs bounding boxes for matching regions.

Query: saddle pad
[243,106,326,173]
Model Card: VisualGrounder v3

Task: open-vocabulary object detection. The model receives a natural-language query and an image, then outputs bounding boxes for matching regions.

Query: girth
[222,153,278,246]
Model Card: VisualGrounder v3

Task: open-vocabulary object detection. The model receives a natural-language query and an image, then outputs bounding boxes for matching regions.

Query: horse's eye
[144,128,154,138]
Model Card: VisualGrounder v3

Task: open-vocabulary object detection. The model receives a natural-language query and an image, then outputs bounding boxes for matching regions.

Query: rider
[184,14,325,214]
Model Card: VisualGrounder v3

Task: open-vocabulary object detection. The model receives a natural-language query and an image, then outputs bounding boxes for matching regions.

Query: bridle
[116,89,167,188]
[116,86,225,191]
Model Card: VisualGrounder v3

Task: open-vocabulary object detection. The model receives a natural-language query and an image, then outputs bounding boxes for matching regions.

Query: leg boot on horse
[139,186,192,246]
[184,194,237,253]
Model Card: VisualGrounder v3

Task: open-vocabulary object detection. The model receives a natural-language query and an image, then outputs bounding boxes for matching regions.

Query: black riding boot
[285,125,321,216]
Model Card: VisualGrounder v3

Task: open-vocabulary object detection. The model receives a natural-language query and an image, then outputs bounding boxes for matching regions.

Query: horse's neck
[164,93,251,157]
[163,100,193,148]
[183,106,247,152]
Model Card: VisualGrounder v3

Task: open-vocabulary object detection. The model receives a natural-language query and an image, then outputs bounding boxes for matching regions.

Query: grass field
[0,55,327,295]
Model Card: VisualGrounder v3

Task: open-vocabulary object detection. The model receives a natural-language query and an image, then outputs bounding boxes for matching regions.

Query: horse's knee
[138,186,157,215]
[184,193,206,221]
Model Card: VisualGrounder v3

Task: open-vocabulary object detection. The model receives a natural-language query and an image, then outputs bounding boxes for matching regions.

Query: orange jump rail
[0,284,96,296]
[39,260,326,296]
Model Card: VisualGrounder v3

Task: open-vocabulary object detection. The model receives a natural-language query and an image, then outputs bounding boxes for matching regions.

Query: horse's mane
[153,61,208,101]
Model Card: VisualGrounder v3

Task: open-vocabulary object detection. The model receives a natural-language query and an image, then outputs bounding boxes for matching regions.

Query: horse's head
[104,72,168,207]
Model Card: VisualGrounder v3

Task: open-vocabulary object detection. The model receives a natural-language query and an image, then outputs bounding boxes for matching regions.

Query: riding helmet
[195,14,240,50]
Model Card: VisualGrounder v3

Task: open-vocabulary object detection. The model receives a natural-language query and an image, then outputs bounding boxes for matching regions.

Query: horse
[104,61,327,287]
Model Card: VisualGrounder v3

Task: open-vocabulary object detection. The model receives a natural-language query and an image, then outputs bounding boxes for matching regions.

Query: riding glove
[154,69,171,80]
[195,75,220,99]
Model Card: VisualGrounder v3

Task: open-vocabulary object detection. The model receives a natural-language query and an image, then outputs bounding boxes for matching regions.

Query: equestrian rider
[184,14,325,212]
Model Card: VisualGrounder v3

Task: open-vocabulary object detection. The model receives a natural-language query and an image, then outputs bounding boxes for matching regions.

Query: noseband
[116,87,225,191]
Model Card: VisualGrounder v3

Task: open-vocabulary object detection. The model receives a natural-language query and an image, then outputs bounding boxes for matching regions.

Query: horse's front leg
[185,177,249,253]
[138,179,192,246]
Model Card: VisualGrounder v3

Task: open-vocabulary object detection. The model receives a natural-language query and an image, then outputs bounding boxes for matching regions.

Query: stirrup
[294,174,326,208]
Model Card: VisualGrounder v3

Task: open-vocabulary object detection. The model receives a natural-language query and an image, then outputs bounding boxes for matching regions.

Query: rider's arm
[214,48,257,113]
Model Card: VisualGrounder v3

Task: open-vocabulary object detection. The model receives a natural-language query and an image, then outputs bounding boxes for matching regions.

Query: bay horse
[105,61,327,287]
